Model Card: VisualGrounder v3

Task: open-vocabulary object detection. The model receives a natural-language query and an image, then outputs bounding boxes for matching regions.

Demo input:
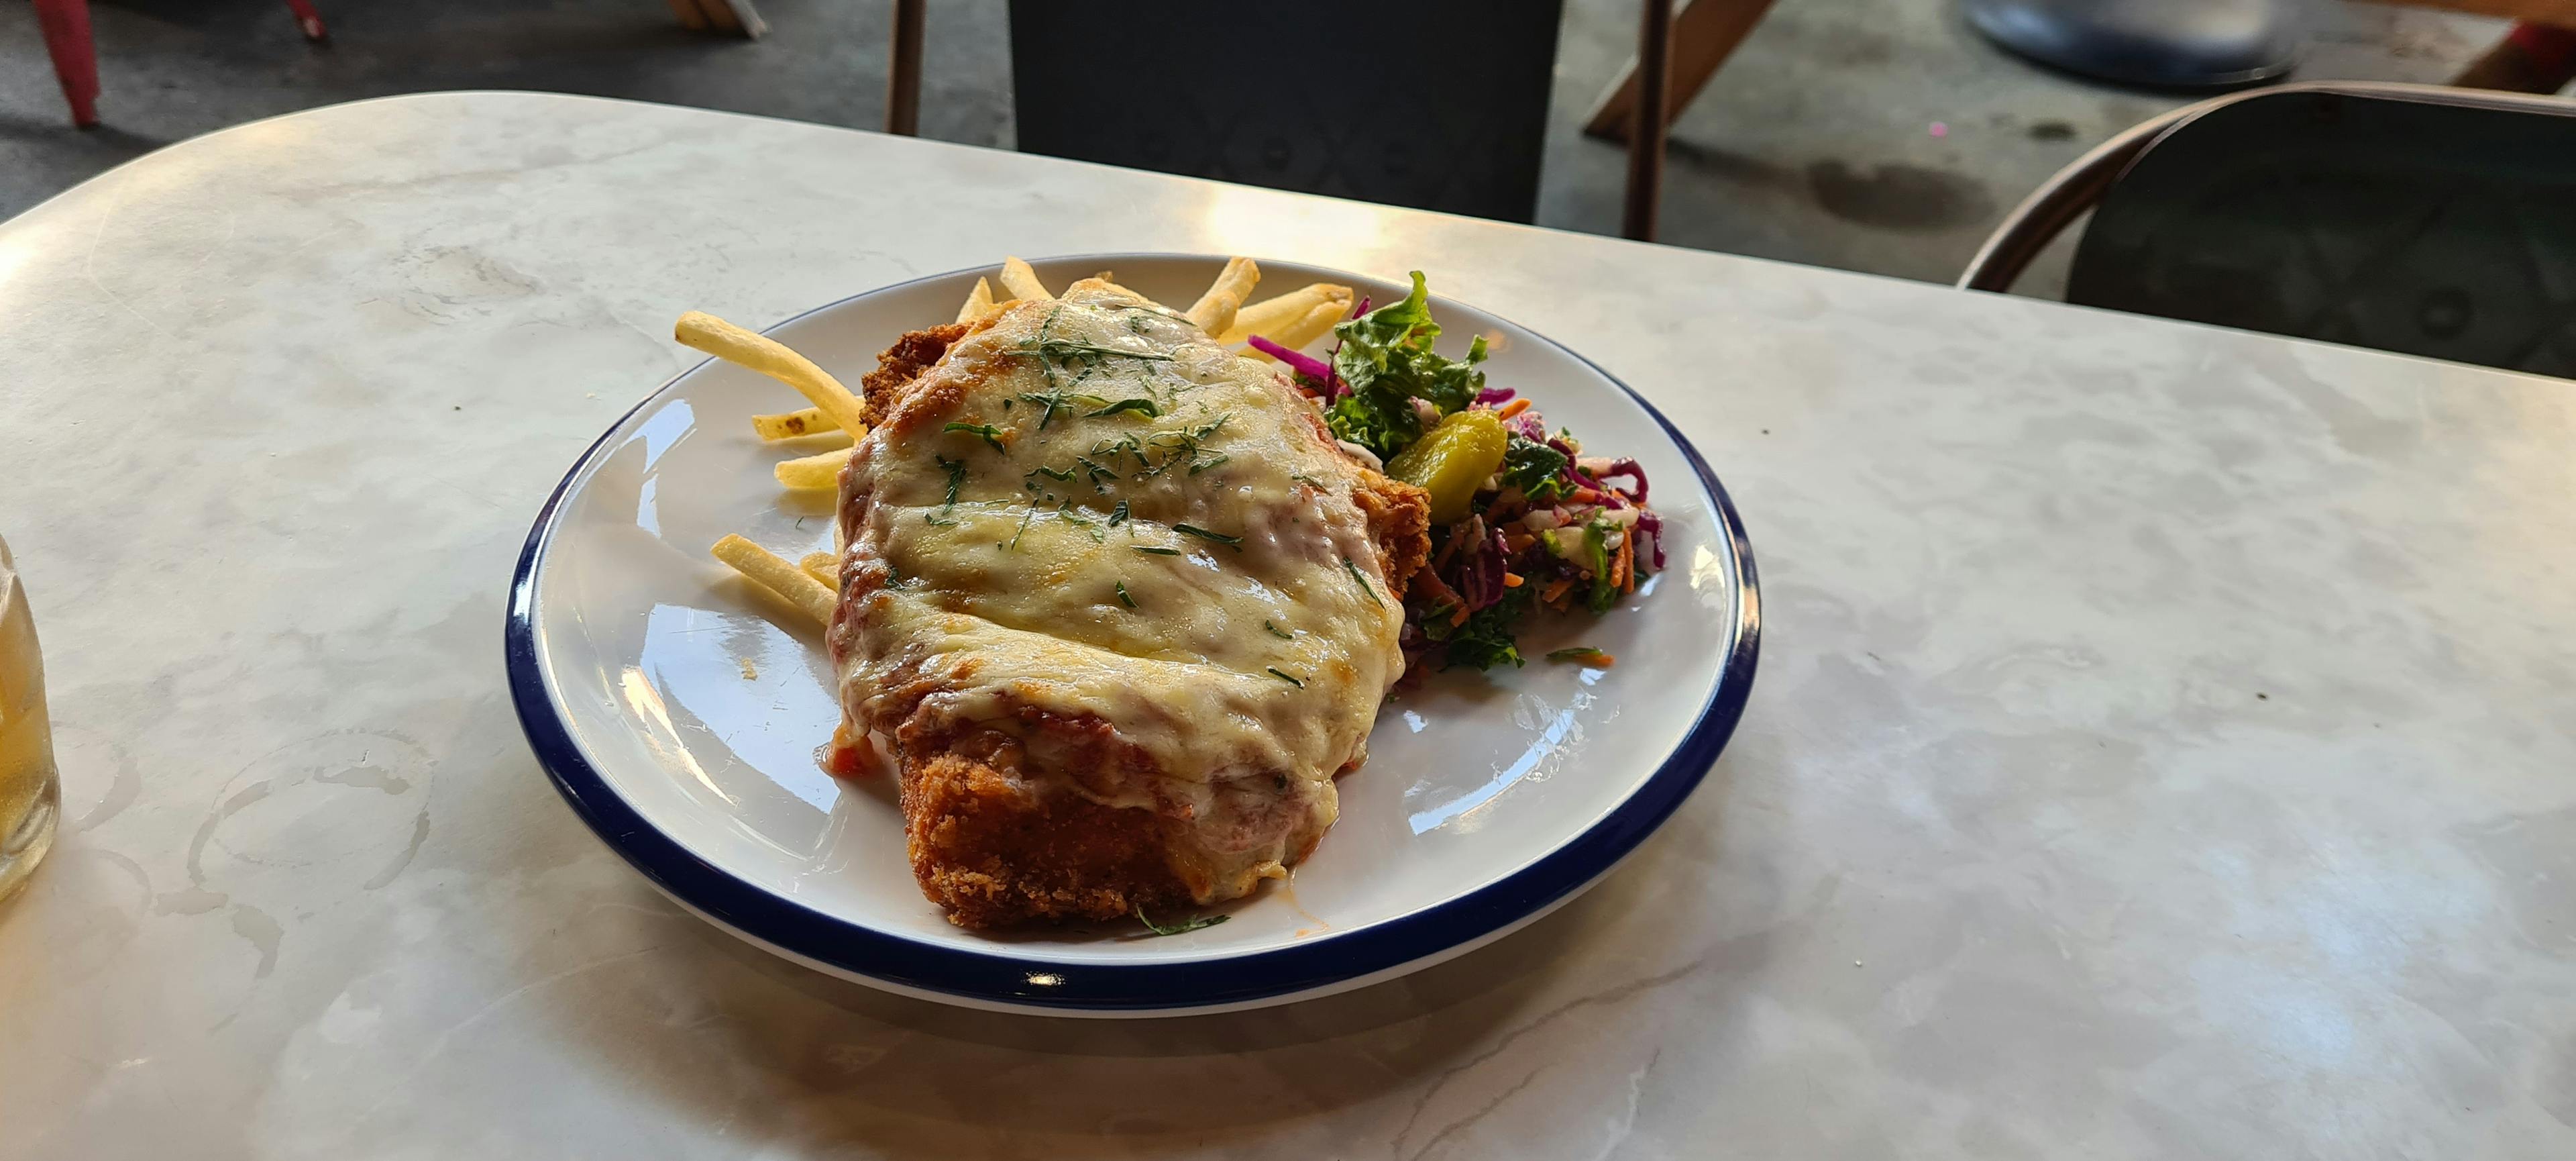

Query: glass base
[0,774,57,904]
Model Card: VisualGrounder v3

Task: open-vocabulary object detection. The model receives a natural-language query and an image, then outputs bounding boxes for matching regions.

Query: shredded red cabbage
[1248,334,1334,389]
[1597,457,1648,503]
[1474,386,1516,405]
[1635,509,1666,571]
[1560,462,1623,509]
[1452,519,1511,611]
[1303,294,1371,401]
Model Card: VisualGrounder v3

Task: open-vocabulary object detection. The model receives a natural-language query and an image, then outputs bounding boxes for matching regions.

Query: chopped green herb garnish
[935,454,968,503]
[1108,298,1189,321]
[923,453,969,525]
[1017,389,1114,430]
[1031,464,1074,481]
[1075,456,1119,491]
[1135,907,1227,937]
[1087,397,1163,419]
[1174,523,1242,550]
[1054,501,1106,542]
[1266,667,1305,687]
[1342,558,1383,607]
[1547,647,1615,665]
[1106,499,1130,527]
[1116,580,1136,608]
[1018,337,1177,366]
[1016,391,1068,430]
[1263,621,1293,640]
[1132,546,1182,556]
[944,421,1007,452]
[1085,411,1233,479]
[1187,453,1231,476]
[1001,505,1036,550]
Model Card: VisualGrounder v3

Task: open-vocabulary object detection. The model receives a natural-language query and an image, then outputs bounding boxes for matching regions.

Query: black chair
[1961,83,2576,379]
[1002,1,1564,224]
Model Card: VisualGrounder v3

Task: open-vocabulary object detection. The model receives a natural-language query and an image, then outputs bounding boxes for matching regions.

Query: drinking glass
[0,534,59,903]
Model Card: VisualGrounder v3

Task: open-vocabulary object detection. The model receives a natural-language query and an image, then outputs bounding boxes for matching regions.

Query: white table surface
[2,92,2571,1160]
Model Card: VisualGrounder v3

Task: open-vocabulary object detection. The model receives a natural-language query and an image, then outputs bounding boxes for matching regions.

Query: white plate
[506,255,1760,1016]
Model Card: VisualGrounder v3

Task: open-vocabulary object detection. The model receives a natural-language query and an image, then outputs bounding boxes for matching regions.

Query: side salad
[1250,272,1660,674]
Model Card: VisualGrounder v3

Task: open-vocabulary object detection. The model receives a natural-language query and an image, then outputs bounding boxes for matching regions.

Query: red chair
[30,0,328,128]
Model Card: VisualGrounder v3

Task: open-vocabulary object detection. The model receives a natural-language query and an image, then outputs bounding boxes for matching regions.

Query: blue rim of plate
[504,256,1762,1012]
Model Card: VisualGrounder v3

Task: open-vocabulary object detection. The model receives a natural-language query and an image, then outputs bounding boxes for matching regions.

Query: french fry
[711,534,836,625]
[675,311,871,438]
[799,551,839,588]
[955,276,997,324]
[998,256,1051,302]
[1216,282,1352,345]
[1242,299,1345,362]
[1185,256,1260,335]
[775,445,850,489]
[752,406,833,440]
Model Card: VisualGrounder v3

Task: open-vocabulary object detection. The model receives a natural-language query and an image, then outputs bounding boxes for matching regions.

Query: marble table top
[2,93,2570,1160]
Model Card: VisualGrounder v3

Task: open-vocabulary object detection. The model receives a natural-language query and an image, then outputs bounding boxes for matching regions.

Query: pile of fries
[679,256,1353,626]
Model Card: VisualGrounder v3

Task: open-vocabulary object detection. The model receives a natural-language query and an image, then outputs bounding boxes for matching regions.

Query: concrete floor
[0,1,2510,290]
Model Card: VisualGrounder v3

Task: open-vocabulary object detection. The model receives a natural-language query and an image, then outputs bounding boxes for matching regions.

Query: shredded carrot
[1432,532,1462,574]
[1502,572,1524,588]
[1498,397,1533,419]
[1615,530,1635,591]
[1450,603,1471,627]
[1413,567,1463,607]
[1503,533,1534,552]
[1571,487,1601,503]
[1540,578,1572,604]
[1548,648,1617,667]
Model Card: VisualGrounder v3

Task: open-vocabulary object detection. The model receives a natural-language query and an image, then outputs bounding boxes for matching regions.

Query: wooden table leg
[279,0,328,42]
[2451,21,2576,92]
[1623,0,1675,241]
[1587,0,1781,145]
[32,0,101,128]
[669,0,765,38]
[888,0,926,136]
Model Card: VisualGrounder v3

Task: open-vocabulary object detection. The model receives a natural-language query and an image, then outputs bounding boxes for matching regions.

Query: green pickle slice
[1385,409,1509,524]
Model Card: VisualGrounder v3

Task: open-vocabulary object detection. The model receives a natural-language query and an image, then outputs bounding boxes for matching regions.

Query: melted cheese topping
[833,282,1405,899]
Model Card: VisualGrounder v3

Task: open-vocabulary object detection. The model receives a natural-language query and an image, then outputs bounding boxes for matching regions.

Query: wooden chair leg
[31,0,101,128]
[716,0,767,38]
[1587,0,1780,144]
[2450,21,2576,93]
[1623,0,1674,241]
[280,0,327,42]
[669,0,765,38]
[888,0,926,136]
